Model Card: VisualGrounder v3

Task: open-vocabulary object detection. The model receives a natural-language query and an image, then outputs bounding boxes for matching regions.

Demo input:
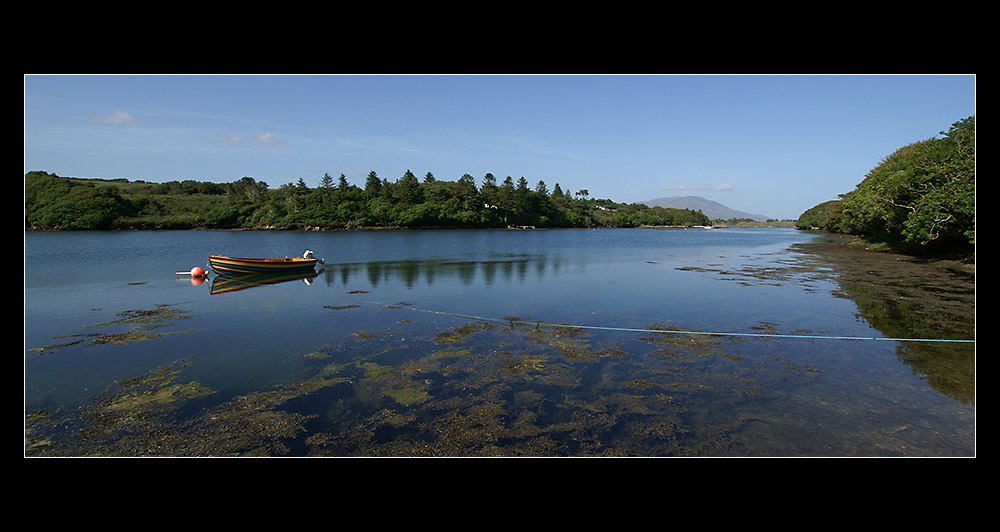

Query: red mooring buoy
[176,266,207,277]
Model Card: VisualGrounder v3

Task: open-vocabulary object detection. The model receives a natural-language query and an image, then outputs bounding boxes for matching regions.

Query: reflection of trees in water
[795,235,975,405]
[319,255,575,288]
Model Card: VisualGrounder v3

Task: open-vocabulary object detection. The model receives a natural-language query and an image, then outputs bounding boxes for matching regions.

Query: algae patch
[325,304,361,311]
[25,358,345,457]
[28,305,196,355]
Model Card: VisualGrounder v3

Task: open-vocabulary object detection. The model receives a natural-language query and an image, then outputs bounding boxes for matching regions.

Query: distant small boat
[208,255,318,275]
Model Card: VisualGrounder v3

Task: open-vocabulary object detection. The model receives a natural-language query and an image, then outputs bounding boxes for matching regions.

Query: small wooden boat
[208,255,318,275]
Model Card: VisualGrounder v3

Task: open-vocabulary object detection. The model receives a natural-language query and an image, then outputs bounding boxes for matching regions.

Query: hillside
[642,196,771,221]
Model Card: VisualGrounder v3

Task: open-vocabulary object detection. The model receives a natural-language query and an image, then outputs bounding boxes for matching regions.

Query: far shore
[26,221,799,232]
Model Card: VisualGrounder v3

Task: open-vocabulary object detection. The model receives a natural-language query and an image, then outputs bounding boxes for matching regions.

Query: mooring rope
[349,297,976,345]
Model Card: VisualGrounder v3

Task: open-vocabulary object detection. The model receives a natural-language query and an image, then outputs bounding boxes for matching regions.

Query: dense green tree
[481,173,499,208]
[320,173,334,189]
[364,171,382,198]
[454,174,479,210]
[795,200,843,230]
[395,170,423,207]
[798,116,974,258]
[228,176,269,202]
[27,168,712,232]
[552,183,564,199]
[496,177,516,224]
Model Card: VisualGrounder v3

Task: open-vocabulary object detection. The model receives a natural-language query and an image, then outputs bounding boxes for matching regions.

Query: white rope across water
[350,297,976,345]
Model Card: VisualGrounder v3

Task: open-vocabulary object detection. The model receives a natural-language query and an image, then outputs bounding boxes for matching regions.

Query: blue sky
[24,74,975,220]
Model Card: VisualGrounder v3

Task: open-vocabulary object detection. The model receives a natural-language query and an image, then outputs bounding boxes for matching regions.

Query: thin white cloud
[213,131,289,147]
[215,133,248,145]
[89,110,140,126]
[256,131,288,147]
[663,184,733,191]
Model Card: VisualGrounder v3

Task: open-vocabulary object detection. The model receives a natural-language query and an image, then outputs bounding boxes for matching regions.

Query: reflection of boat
[210,270,319,295]
[208,255,318,274]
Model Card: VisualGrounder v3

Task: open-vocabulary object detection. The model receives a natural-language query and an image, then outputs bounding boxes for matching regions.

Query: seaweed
[28,305,195,354]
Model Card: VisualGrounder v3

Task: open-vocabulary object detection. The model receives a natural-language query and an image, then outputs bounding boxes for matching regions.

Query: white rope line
[349,297,975,344]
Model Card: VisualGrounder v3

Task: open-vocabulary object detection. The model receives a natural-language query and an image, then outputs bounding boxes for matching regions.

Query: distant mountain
[642,196,771,222]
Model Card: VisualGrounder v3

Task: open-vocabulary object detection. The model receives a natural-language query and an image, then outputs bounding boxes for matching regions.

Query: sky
[23,74,975,220]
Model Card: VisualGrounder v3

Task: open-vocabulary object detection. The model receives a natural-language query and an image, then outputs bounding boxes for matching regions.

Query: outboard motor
[303,250,325,264]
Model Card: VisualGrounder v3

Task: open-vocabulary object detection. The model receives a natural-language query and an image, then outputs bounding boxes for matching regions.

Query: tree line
[795,116,975,259]
[24,170,712,231]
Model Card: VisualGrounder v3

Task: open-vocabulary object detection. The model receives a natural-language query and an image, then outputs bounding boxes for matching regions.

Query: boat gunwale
[209,255,317,265]
[208,255,319,274]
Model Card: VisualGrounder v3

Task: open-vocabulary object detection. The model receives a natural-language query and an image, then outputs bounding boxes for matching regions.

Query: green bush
[798,116,974,258]
[26,171,138,229]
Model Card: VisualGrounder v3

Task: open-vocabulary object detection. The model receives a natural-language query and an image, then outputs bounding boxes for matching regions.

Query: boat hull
[208,255,318,274]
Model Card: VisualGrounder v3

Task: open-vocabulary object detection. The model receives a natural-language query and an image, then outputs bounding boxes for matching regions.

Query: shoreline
[796,231,975,272]
[24,225,971,264]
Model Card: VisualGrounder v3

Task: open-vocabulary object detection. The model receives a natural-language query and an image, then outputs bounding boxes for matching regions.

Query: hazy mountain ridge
[642,196,771,221]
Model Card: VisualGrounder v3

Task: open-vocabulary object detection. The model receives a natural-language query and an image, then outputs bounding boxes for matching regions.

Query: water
[24,228,976,456]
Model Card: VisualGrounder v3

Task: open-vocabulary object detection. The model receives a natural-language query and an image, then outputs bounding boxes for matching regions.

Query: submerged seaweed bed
[24,232,975,457]
[25,311,820,457]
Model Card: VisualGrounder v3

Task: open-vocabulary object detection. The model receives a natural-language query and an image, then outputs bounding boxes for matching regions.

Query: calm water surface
[24,228,976,456]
